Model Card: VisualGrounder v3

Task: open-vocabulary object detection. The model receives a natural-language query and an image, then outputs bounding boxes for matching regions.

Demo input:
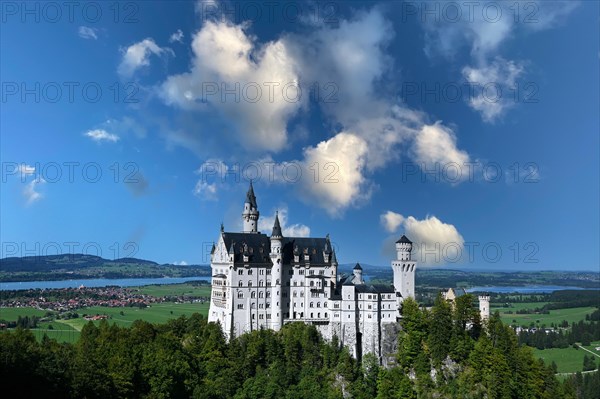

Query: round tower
[242,181,259,233]
[270,211,283,330]
[392,234,416,300]
[396,235,413,261]
[353,263,364,284]
[479,295,490,321]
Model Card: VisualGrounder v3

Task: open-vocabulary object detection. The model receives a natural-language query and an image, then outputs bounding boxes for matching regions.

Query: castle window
[248,281,252,287]
[266,291,271,298]
[348,315,350,319]
[238,269,244,275]
[260,269,264,275]
[319,270,324,275]
[252,314,255,319]
[259,314,263,319]
[311,313,314,318]
[310,302,314,308]
[259,280,264,287]
[238,281,243,287]
[237,304,243,309]
[238,292,244,299]
[348,305,350,309]
[299,269,305,275]
[251,303,256,309]
[267,281,271,287]
[248,269,253,275]
[318,313,320,318]
[317,302,321,308]
[259,292,264,298]
[325,313,328,318]
[293,281,297,287]
[251,292,256,298]
[300,291,304,297]
[310,281,314,287]
[266,269,271,275]
[267,314,271,319]
[368,314,372,319]
[293,291,297,297]
[309,270,314,275]
[259,303,263,309]
[266,302,270,308]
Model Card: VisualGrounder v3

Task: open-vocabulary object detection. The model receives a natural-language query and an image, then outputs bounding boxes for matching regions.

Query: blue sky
[1,1,598,271]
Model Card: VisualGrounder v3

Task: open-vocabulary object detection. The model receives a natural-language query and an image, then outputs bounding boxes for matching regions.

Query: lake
[0,277,212,291]
[466,285,598,294]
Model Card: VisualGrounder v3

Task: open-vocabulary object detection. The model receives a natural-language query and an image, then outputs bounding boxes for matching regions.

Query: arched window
[317,302,321,308]
[238,292,243,298]
[259,280,264,287]
[251,291,256,298]
[259,291,264,298]
[238,281,243,287]
[310,302,314,308]
[248,281,252,287]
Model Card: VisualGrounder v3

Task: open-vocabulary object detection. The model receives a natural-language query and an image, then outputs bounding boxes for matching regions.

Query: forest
[1,294,598,398]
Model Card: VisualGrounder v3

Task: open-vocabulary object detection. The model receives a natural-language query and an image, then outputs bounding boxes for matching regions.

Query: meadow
[491,304,597,327]
[534,341,600,374]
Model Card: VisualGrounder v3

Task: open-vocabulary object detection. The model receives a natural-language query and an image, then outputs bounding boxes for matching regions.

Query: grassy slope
[492,305,597,327]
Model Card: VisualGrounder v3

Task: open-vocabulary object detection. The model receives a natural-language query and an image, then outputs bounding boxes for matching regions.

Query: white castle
[208,183,416,363]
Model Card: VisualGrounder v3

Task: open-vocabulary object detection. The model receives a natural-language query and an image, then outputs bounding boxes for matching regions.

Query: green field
[534,342,600,374]
[492,305,597,327]
[0,307,51,320]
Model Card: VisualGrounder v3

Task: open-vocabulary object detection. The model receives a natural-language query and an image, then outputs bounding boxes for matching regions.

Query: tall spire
[271,211,283,238]
[246,180,258,208]
[242,181,259,233]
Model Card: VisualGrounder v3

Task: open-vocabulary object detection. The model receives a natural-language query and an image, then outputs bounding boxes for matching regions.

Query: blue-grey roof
[396,235,412,244]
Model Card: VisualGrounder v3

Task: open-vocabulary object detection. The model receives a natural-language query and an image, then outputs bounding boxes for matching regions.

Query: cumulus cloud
[169,29,184,43]
[23,177,45,206]
[412,122,470,179]
[84,129,120,143]
[258,207,311,237]
[381,211,464,265]
[78,26,98,40]
[194,181,218,201]
[380,211,405,233]
[158,7,471,215]
[160,20,303,152]
[299,132,370,217]
[118,38,173,78]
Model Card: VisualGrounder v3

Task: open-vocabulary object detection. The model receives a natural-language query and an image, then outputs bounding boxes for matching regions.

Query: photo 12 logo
[1,81,139,104]
[1,2,139,24]
[1,241,140,261]
[2,162,142,184]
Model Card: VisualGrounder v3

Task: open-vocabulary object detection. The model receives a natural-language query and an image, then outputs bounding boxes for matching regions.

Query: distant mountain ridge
[0,254,211,282]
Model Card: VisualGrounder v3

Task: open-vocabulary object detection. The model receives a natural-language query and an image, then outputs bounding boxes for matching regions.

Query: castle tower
[270,211,283,330]
[479,295,490,321]
[391,235,416,299]
[242,181,259,233]
[353,263,364,284]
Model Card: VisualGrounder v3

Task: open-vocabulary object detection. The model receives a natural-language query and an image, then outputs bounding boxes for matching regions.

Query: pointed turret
[242,181,260,233]
[271,211,283,238]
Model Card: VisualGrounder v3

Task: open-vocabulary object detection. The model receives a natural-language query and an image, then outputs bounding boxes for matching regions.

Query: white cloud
[17,164,36,180]
[23,177,45,206]
[193,181,218,201]
[78,26,98,40]
[462,58,524,122]
[380,211,405,233]
[300,132,370,217]
[413,122,470,179]
[381,212,464,266]
[258,207,311,237]
[118,38,173,78]
[160,20,303,152]
[84,129,120,143]
[420,1,577,122]
[169,29,184,43]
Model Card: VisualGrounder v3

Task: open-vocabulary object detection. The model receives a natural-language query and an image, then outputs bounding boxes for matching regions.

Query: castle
[208,183,416,364]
